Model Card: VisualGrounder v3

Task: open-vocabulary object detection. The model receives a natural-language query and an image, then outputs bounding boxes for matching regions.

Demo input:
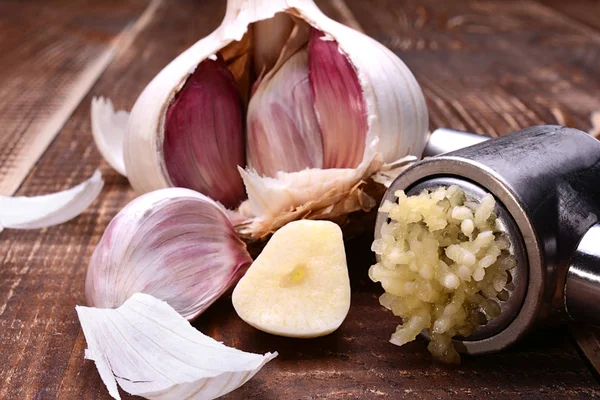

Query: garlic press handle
[565,223,600,327]
[423,128,490,157]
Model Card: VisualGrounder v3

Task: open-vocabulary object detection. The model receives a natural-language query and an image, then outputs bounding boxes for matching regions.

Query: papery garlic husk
[77,293,277,400]
[85,187,252,320]
[95,0,427,239]
[0,170,103,231]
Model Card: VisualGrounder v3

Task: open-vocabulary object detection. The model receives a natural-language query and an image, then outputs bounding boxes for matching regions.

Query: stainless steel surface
[423,128,489,157]
[565,223,600,327]
[376,125,600,354]
[405,177,528,341]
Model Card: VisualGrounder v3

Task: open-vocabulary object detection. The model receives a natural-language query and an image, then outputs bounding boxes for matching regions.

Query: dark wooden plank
[1,0,600,399]
[344,0,600,136]
[0,0,152,195]
[541,0,600,34]
[571,324,600,377]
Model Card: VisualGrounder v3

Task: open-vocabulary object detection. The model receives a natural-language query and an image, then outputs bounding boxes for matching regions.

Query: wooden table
[1,0,600,398]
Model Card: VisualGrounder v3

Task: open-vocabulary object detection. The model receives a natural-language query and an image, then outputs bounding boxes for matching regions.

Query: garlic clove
[233,220,350,338]
[91,97,128,177]
[85,187,252,320]
[252,12,294,76]
[0,170,103,230]
[247,49,323,177]
[163,57,246,209]
[77,293,277,400]
[308,29,367,169]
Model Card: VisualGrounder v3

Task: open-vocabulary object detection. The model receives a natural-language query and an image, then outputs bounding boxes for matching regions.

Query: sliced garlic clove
[77,293,277,400]
[0,170,103,230]
[163,57,246,209]
[85,187,252,320]
[308,29,367,169]
[247,49,323,177]
[91,97,128,177]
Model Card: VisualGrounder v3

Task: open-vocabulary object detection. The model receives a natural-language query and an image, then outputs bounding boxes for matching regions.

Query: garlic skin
[91,98,128,177]
[0,170,104,230]
[85,188,252,320]
[123,0,428,195]
[77,293,277,400]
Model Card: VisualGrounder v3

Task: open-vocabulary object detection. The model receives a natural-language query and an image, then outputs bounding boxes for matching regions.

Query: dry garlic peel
[237,151,385,239]
[370,186,515,363]
[85,187,252,320]
[91,98,128,177]
[0,170,103,231]
[232,220,351,338]
[93,0,427,238]
[77,293,277,400]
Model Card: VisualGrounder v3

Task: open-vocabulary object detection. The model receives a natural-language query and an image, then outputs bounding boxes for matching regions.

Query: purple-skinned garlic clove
[85,188,253,320]
[246,49,323,177]
[163,57,246,209]
[308,29,368,169]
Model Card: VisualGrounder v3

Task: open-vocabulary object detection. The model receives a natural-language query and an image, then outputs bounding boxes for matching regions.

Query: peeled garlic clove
[308,29,367,169]
[163,57,246,209]
[247,49,323,176]
[85,187,252,320]
[233,220,350,338]
[0,170,103,230]
[77,293,277,400]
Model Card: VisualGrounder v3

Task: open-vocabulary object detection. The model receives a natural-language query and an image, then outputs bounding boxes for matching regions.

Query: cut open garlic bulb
[93,0,428,239]
[85,188,252,320]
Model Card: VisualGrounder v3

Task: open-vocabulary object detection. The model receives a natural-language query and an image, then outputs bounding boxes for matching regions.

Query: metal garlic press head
[375,125,600,355]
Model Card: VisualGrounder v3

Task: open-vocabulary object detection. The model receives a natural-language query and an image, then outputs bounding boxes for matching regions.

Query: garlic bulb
[94,0,428,238]
[85,187,252,320]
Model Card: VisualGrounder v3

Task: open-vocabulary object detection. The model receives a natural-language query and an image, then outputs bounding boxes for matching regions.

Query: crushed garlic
[369,185,515,363]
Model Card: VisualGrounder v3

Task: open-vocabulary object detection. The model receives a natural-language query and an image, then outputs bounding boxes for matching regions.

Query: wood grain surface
[1,0,599,399]
[0,0,154,196]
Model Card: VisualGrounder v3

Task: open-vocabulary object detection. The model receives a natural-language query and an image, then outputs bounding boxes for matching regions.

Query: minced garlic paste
[370,186,515,363]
